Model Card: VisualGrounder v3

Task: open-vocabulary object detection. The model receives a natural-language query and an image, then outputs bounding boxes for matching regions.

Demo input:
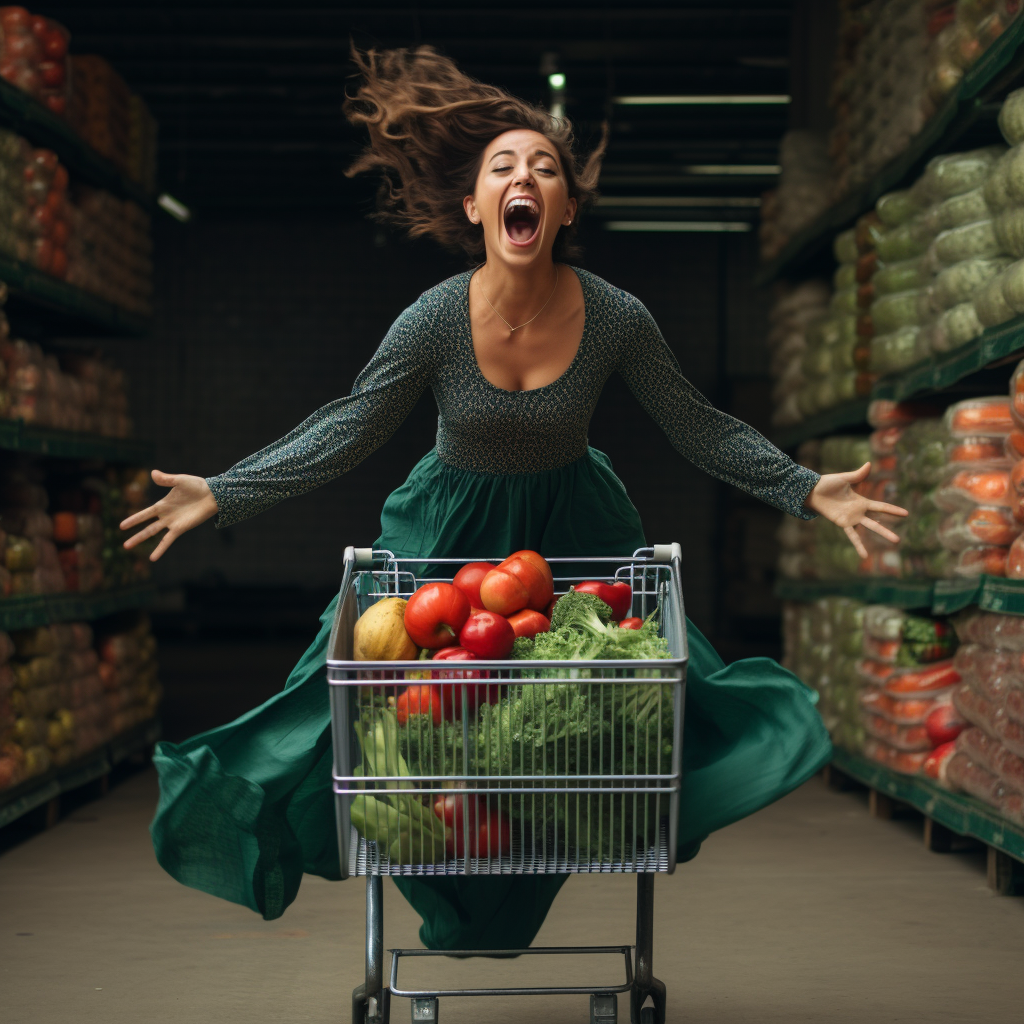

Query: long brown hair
[343,46,606,260]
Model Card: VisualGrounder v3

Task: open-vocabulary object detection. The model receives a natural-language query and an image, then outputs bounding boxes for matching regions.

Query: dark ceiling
[45,0,794,215]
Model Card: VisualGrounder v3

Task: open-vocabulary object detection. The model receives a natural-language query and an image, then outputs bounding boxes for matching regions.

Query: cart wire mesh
[327,547,687,878]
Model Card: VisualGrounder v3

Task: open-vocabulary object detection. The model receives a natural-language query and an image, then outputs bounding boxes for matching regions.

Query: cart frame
[327,545,688,1024]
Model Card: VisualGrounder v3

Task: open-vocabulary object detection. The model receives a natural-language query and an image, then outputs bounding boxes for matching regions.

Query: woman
[124,47,905,951]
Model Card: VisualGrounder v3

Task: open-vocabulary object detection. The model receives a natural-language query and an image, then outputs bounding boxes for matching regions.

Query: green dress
[150,268,832,950]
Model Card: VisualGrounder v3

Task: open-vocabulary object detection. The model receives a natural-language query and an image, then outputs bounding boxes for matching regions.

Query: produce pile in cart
[343,550,678,869]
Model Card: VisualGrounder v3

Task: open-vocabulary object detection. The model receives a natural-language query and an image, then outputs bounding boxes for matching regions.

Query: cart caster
[353,982,390,1024]
[352,982,367,1024]
[631,981,666,1024]
[591,992,617,1023]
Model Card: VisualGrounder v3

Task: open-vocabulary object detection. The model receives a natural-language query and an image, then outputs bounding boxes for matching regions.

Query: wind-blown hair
[343,46,606,259]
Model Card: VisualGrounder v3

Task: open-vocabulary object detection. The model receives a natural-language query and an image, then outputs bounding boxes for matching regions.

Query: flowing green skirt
[151,449,831,949]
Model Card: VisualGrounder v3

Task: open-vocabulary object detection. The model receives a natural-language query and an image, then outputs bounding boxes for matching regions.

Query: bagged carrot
[944,396,1014,437]
[935,468,1012,510]
[938,507,1022,549]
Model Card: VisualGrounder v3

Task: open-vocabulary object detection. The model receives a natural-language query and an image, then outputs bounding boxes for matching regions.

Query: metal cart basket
[327,544,688,1024]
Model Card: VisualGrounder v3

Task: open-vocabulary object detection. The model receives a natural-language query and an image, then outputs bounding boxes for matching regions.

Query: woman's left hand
[804,462,908,559]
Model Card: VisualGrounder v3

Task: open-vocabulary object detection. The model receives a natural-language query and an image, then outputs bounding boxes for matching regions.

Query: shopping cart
[327,545,688,1024]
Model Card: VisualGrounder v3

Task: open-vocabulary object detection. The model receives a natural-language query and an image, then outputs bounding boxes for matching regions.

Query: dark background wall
[108,215,768,637]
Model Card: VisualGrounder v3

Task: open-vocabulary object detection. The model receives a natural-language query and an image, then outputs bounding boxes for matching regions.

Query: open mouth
[503,197,541,244]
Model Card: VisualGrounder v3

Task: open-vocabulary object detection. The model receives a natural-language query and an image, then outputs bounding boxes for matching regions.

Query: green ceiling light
[604,221,752,232]
[596,196,762,208]
[548,72,566,90]
[683,165,781,175]
[158,193,192,222]
[614,94,790,106]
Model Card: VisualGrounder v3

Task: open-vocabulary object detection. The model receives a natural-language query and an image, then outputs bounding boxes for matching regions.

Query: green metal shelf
[0,78,153,208]
[755,15,1024,287]
[0,583,159,631]
[773,317,1024,449]
[0,249,150,338]
[0,717,159,829]
[778,574,1024,615]
[0,419,153,463]
[832,747,1024,865]
[773,399,872,451]
[775,576,935,609]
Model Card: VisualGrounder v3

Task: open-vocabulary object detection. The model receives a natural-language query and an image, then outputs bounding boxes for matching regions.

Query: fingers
[120,504,160,531]
[867,501,909,518]
[842,462,872,484]
[149,529,178,562]
[860,516,901,545]
[151,469,179,488]
[122,519,166,551]
[844,525,868,560]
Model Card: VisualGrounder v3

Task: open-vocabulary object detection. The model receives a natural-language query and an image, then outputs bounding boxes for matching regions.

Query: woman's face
[464,129,577,265]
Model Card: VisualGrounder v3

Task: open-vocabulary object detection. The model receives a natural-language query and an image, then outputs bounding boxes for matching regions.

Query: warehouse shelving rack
[756,15,1024,288]
[0,71,162,834]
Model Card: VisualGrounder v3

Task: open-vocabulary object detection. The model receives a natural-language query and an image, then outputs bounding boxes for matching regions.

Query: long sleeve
[207,300,435,527]
[617,296,820,520]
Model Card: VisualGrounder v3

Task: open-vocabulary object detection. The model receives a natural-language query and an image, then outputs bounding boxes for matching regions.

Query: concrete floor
[3,769,1023,1024]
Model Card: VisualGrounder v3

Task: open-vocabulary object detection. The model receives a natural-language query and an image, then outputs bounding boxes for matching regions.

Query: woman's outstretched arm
[617,295,905,551]
[121,299,436,560]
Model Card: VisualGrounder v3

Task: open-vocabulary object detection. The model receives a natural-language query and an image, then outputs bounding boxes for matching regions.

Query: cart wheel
[352,982,368,1024]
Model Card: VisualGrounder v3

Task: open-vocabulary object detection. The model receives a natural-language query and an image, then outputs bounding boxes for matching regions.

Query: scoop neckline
[462,264,590,395]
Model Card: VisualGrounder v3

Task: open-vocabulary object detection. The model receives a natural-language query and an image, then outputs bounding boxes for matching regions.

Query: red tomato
[507,608,550,639]
[42,29,68,60]
[459,611,515,659]
[431,648,501,716]
[502,556,552,611]
[396,685,442,726]
[479,566,530,616]
[0,8,32,31]
[452,561,496,609]
[575,581,633,620]
[545,596,559,619]
[925,703,966,746]
[619,617,643,630]
[49,247,67,278]
[38,59,64,88]
[404,582,471,649]
[499,549,554,594]
[433,793,512,858]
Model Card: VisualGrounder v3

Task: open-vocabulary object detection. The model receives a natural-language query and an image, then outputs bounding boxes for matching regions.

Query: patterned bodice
[207,268,819,527]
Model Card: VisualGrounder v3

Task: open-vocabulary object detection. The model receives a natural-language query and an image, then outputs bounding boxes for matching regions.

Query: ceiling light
[604,221,752,233]
[614,95,790,106]
[596,196,761,208]
[548,73,566,90]
[158,193,192,222]
[682,165,781,175]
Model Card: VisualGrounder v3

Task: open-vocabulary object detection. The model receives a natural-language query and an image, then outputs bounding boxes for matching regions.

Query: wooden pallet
[822,759,1024,896]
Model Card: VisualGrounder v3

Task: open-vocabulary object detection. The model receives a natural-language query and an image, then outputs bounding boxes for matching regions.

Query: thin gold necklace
[478,266,559,332]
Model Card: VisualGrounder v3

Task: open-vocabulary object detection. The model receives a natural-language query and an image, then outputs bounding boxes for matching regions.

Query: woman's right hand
[120,470,219,561]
